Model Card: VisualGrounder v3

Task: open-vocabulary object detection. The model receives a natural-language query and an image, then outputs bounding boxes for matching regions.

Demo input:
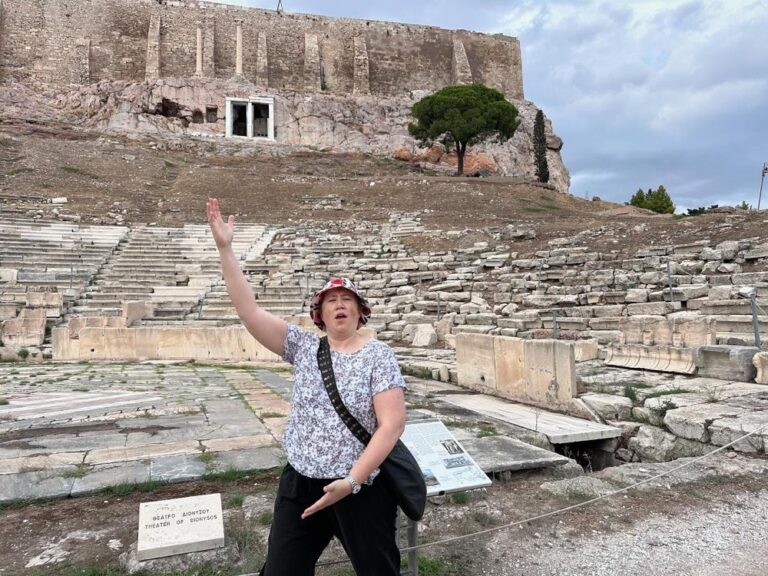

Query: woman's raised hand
[206,198,235,250]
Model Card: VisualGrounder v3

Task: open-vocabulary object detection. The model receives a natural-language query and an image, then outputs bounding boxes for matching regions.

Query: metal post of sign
[552,315,558,339]
[757,163,768,211]
[397,419,492,576]
[667,261,674,303]
[436,292,441,321]
[407,519,419,576]
[751,293,762,349]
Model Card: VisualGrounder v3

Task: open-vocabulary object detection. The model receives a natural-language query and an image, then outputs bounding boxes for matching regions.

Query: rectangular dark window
[252,103,269,138]
[232,103,247,136]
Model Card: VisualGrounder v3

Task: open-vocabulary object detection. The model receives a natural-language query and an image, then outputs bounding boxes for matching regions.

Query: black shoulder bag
[317,336,427,521]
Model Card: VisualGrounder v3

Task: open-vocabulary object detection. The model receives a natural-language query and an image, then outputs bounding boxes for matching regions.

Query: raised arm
[206,198,287,356]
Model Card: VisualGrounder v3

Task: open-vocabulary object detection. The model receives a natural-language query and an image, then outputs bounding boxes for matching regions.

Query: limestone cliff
[0,78,570,193]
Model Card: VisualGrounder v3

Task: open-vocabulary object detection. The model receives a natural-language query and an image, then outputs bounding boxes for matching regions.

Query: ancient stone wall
[0,0,523,98]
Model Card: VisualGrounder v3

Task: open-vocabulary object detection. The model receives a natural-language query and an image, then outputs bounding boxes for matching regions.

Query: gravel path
[483,488,768,576]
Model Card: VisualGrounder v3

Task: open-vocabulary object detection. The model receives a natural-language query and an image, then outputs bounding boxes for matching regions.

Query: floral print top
[281,324,406,481]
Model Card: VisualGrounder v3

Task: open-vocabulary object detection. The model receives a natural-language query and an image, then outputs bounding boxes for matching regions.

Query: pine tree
[646,185,675,214]
[409,84,519,175]
[629,188,647,208]
[628,186,675,214]
[533,109,549,183]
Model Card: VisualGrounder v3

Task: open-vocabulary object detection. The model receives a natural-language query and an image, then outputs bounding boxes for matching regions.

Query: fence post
[751,293,762,348]
[436,292,441,321]
[553,315,559,339]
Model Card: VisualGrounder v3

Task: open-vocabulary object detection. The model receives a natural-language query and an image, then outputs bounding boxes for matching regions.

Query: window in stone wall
[252,103,269,138]
[225,97,275,140]
[191,110,204,124]
[232,102,248,136]
[206,106,218,123]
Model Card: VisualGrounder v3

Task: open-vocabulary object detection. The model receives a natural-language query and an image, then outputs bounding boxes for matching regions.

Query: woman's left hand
[301,479,353,519]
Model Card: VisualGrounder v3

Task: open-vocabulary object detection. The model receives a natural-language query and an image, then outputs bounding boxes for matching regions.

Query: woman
[206,198,407,576]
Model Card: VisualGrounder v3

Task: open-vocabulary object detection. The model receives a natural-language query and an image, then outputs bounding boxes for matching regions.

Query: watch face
[347,476,361,494]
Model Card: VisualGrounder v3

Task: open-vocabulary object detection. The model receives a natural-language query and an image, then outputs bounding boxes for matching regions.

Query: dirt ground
[1,463,766,576]
[1,122,765,257]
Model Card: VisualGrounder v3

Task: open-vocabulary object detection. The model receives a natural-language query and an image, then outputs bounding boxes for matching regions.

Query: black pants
[260,463,401,576]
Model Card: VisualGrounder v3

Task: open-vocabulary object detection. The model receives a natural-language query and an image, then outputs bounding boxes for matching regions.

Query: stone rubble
[2,213,768,474]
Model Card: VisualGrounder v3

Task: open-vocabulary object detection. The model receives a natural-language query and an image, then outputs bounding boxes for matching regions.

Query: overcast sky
[212,0,768,213]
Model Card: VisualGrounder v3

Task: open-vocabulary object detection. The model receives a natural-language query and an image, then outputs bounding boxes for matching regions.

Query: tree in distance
[409,84,519,176]
[533,109,550,183]
[629,185,675,214]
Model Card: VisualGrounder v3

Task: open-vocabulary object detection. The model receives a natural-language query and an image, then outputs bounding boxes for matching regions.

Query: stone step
[70,306,123,316]
[713,315,768,333]
[200,309,306,320]
[700,300,753,315]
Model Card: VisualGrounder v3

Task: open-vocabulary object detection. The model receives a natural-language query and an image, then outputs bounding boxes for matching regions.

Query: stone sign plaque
[137,493,225,561]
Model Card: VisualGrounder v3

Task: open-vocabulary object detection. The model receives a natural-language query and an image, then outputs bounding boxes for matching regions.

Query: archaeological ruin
[0,0,570,190]
[1,2,767,574]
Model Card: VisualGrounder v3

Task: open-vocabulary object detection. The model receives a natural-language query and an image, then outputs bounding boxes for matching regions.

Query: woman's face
[320,288,361,333]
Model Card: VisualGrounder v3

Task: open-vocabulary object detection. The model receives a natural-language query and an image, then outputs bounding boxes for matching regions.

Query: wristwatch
[344,474,362,495]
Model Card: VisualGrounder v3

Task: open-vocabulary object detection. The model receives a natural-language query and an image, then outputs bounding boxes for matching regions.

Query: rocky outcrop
[0,78,570,194]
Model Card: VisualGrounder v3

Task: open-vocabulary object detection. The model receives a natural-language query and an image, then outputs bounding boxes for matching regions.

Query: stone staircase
[0,218,127,309]
[71,224,271,322]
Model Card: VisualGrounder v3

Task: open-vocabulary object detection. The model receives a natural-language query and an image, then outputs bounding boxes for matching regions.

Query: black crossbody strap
[317,336,373,445]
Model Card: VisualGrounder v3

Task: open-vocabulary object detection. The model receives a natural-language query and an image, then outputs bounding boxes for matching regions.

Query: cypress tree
[533,109,549,183]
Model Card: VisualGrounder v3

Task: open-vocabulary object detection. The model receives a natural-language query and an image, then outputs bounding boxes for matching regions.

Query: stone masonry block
[456,333,496,394]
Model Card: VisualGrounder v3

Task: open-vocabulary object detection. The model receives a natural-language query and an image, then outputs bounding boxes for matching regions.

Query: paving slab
[70,461,151,496]
[209,447,283,472]
[203,400,261,427]
[150,454,209,483]
[1,391,165,421]
[437,394,620,443]
[196,423,273,439]
[254,370,293,399]
[663,404,752,443]
[123,427,212,447]
[85,440,201,465]
[0,468,76,503]
[707,412,768,453]
[0,452,85,475]
[201,434,276,452]
[117,415,209,430]
[460,436,571,473]
[31,432,129,452]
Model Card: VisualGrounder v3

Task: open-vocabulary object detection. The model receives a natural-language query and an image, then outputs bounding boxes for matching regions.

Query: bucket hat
[310,277,372,330]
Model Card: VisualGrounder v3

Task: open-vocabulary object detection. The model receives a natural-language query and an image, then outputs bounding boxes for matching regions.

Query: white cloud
[204,0,768,209]
[652,78,768,130]
[494,0,768,205]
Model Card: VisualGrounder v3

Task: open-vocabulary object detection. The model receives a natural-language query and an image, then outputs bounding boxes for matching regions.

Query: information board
[401,420,491,496]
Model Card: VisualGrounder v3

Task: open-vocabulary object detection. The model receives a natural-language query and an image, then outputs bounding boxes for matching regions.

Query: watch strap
[344,474,361,494]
